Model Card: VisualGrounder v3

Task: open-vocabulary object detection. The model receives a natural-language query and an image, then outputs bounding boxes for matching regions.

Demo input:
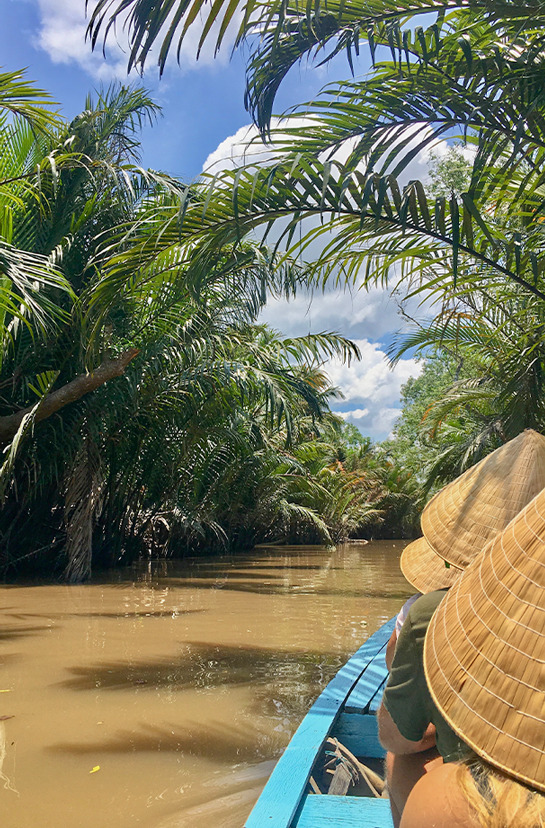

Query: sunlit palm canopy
[85,0,545,81]
[86,0,545,136]
[85,1,545,308]
[392,292,545,476]
[0,69,71,334]
[101,154,545,325]
[0,67,61,131]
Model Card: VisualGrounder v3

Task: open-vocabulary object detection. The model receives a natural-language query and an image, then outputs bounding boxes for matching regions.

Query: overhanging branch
[0,348,140,444]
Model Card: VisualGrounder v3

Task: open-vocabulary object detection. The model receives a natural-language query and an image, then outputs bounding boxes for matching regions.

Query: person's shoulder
[395,593,422,634]
[408,589,449,623]
[400,763,479,828]
[394,591,447,652]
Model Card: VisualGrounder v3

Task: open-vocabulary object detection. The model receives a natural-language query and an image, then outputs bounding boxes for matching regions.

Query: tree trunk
[64,436,100,583]
[0,348,140,444]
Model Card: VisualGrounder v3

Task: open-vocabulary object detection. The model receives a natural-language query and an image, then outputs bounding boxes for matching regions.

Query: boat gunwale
[244,616,396,827]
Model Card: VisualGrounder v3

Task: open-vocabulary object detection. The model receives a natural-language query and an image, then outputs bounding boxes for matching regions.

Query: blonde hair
[458,756,545,828]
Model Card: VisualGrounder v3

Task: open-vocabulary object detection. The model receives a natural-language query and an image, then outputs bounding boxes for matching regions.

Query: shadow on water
[55,641,348,694]
[0,624,53,641]
[2,609,207,621]
[0,653,21,667]
[183,563,347,572]
[186,571,288,581]
[66,609,207,619]
[48,719,277,763]
[133,576,408,599]
[48,637,353,764]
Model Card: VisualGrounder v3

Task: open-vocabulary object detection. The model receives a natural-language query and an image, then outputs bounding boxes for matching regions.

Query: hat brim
[400,537,462,593]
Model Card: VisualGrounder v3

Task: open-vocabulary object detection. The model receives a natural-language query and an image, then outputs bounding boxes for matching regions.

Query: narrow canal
[0,541,411,827]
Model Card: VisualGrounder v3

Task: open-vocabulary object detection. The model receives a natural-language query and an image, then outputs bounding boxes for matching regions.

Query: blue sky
[1,0,349,178]
[1,0,431,440]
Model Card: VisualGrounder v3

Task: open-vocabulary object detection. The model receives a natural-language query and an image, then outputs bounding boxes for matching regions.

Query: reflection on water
[0,541,411,827]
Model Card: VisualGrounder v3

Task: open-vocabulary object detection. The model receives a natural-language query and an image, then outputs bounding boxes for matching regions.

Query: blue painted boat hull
[245,617,395,828]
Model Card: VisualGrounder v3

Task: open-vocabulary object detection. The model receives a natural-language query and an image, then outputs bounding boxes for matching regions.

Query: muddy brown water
[0,541,411,827]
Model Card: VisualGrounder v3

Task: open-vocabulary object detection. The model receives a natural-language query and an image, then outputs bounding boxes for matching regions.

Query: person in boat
[401,486,545,827]
[379,588,467,826]
[377,429,545,827]
[385,591,421,671]
[384,536,458,670]
[399,755,545,828]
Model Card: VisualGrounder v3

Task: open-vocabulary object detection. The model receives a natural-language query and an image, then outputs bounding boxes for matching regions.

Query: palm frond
[0,242,72,332]
[155,160,545,303]
[0,67,60,133]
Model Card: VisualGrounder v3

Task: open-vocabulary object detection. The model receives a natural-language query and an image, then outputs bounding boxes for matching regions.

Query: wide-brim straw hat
[421,428,545,570]
[424,488,545,792]
[400,536,463,593]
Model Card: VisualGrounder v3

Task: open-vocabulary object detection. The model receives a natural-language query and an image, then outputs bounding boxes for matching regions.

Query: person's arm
[385,630,397,671]
[378,702,436,754]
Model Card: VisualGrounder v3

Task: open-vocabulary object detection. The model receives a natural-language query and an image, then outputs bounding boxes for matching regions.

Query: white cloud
[32,0,236,80]
[33,0,133,80]
[203,123,274,173]
[338,408,369,420]
[202,123,431,440]
[206,112,444,180]
[260,284,414,342]
[202,116,318,174]
[200,119,437,345]
[201,117,476,188]
[339,406,402,439]
[326,342,422,440]
[326,340,419,404]
[259,284,427,441]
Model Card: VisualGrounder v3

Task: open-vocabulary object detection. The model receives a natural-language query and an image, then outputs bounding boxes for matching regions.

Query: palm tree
[389,284,545,478]
[0,69,73,347]
[85,1,545,308]
[0,81,182,576]
[84,1,545,507]
[0,81,179,445]
[81,1,545,556]
[85,0,545,81]
[0,78,364,580]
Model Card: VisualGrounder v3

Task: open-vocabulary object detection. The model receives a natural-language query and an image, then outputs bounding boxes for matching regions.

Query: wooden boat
[245,616,395,827]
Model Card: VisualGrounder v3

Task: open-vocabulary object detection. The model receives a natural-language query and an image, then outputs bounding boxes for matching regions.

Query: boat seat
[292,793,394,828]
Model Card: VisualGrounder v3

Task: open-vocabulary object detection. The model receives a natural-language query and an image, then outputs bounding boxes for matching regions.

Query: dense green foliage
[87,1,545,301]
[84,0,545,514]
[6,0,545,579]
[0,73,402,580]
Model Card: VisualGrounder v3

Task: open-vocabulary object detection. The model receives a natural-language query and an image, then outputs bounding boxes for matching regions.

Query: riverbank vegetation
[0,74,400,580]
[3,0,545,578]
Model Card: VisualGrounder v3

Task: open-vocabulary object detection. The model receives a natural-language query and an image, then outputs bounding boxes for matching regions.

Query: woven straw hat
[400,536,463,593]
[424,488,545,792]
[421,429,545,570]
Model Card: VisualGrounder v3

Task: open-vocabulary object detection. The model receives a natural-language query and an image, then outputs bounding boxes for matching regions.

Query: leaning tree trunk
[0,348,139,444]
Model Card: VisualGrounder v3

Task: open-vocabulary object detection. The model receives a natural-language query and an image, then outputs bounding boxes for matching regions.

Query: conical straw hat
[421,429,545,569]
[424,488,545,792]
[400,536,463,593]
